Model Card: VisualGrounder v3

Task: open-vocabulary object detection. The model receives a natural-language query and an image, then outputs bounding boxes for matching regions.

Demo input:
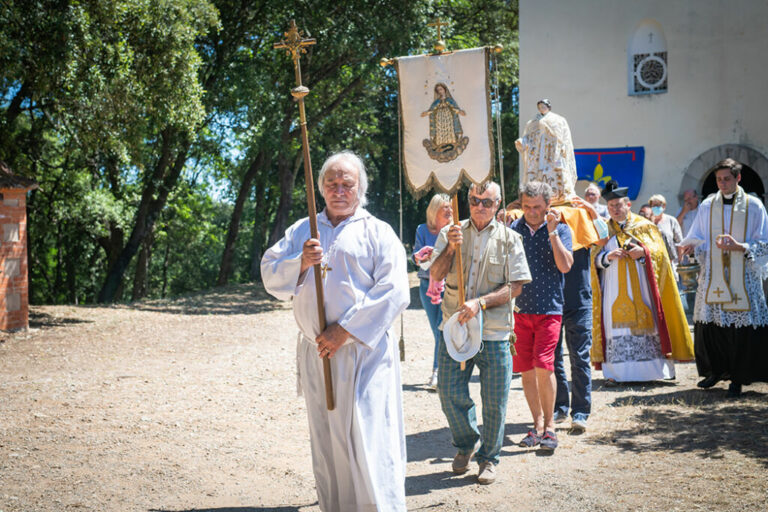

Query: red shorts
[512,313,563,372]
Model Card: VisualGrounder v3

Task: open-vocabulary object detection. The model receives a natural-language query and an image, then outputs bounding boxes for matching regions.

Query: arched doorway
[679,144,768,204]
[701,164,765,201]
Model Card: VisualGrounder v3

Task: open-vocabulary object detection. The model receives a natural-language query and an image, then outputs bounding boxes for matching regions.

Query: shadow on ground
[404,420,534,495]
[150,506,316,512]
[407,282,423,310]
[591,387,768,466]
[29,309,94,329]
[131,284,288,315]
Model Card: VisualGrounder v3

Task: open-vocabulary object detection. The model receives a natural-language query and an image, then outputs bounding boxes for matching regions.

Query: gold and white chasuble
[591,213,694,381]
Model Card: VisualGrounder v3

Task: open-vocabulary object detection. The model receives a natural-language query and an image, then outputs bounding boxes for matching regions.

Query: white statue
[515,99,577,204]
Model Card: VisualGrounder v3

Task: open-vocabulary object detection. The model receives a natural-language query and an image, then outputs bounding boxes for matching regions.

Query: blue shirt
[563,247,592,311]
[511,219,572,315]
[413,223,439,279]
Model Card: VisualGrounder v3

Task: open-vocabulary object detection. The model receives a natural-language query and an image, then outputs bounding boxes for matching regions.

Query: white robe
[682,194,768,327]
[596,237,675,382]
[261,207,410,512]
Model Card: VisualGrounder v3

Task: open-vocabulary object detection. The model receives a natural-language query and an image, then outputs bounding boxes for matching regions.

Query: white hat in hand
[443,311,483,363]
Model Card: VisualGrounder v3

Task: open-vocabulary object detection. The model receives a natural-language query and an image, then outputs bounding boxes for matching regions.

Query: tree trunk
[131,226,153,301]
[161,239,171,298]
[98,133,189,303]
[248,174,269,281]
[268,152,304,247]
[216,150,267,286]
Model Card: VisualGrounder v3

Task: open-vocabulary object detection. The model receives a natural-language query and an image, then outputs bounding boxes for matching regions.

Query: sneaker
[518,430,541,448]
[477,461,497,485]
[427,369,438,390]
[452,442,479,474]
[539,430,558,451]
[570,417,587,434]
[553,410,568,424]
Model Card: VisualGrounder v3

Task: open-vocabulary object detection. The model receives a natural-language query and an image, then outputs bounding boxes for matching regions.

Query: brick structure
[0,162,37,331]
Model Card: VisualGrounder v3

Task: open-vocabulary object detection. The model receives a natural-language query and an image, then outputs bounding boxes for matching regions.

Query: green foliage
[1,0,520,304]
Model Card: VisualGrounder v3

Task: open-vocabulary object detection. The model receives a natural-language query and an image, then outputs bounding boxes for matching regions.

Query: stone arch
[679,144,768,202]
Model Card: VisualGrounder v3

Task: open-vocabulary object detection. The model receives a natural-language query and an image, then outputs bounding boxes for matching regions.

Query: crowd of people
[261,150,768,510]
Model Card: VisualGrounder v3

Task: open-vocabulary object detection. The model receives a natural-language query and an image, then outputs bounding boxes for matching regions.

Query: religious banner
[574,146,645,200]
[396,47,494,195]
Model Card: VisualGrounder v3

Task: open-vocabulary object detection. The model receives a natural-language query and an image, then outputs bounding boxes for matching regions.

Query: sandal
[518,430,541,448]
[540,430,558,451]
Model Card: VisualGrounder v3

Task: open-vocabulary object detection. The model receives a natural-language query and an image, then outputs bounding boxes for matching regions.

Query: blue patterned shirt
[511,219,572,315]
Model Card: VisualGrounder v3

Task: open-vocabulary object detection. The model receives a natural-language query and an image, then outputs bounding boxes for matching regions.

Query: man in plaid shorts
[430,181,531,484]
[510,181,573,452]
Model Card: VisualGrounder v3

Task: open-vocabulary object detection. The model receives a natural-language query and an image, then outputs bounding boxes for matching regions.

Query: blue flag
[574,147,645,200]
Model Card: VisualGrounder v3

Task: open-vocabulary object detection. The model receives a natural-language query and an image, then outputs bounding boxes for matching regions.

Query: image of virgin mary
[421,82,469,162]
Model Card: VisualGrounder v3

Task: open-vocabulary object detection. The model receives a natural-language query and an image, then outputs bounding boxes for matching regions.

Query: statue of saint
[515,99,577,204]
[422,83,469,163]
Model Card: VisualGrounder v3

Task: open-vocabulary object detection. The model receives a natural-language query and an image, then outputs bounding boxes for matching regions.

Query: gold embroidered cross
[320,263,332,279]
[731,293,741,303]
[712,287,725,298]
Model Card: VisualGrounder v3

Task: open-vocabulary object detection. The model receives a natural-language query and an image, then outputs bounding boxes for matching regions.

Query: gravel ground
[1,280,766,512]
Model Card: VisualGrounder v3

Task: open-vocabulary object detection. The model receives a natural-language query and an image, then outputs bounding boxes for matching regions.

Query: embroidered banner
[574,146,645,200]
[396,48,493,195]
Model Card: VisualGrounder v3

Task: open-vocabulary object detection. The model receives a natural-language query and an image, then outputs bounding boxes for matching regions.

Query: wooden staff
[274,20,334,410]
[451,194,467,371]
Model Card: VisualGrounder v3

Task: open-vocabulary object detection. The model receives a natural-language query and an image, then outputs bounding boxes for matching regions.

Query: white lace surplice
[683,196,768,328]
[596,237,675,382]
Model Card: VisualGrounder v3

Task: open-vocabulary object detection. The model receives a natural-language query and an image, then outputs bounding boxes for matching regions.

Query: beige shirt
[432,218,531,340]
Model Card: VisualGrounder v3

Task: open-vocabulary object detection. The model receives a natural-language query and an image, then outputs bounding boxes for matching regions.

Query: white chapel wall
[519,0,768,212]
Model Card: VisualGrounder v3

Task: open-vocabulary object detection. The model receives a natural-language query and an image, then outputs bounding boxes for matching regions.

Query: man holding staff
[261,150,410,511]
[430,181,531,485]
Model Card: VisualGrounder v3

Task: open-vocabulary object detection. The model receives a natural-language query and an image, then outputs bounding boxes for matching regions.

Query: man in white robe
[680,158,768,398]
[261,150,410,511]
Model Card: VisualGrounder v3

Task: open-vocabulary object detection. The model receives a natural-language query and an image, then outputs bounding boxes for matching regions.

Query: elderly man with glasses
[430,181,531,485]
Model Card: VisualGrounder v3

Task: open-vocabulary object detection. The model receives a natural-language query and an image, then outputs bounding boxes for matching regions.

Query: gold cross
[731,293,741,303]
[274,20,316,64]
[712,288,724,298]
[428,17,449,41]
[320,263,332,279]
[274,20,316,97]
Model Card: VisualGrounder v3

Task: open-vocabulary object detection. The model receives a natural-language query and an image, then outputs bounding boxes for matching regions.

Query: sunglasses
[469,196,496,208]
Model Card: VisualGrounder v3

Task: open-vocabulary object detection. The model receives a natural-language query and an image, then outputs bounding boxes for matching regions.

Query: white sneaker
[427,370,438,390]
[571,418,587,434]
[477,461,497,485]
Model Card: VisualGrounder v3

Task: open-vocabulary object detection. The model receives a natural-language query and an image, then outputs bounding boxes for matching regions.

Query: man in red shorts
[510,181,573,451]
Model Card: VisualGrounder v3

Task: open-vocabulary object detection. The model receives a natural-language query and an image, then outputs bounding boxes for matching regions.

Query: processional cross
[274,21,335,411]
[428,17,449,40]
[428,17,449,52]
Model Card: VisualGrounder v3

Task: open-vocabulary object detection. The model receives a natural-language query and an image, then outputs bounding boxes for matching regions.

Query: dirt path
[1,282,766,511]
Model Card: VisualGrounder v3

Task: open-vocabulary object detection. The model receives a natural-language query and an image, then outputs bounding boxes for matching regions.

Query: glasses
[469,196,496,208]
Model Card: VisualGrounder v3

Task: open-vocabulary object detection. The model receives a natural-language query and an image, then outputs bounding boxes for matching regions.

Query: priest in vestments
[591,181,693,382]
[261,151,410,511]
[680,158,768,398]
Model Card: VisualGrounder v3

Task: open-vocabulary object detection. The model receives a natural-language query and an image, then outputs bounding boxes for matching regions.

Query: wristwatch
[479,298,487,310]
[548,230,559,238]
